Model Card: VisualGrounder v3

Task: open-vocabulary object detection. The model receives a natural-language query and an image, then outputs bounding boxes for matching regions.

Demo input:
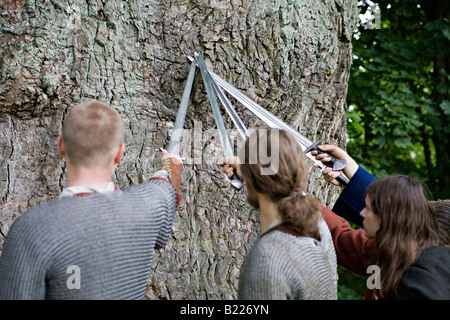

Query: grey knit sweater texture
[0,179,176,300]
[238,218,338,300]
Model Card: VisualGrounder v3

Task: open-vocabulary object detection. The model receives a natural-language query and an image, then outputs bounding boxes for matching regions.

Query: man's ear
[114,142,126,164]
[57,136,65,159]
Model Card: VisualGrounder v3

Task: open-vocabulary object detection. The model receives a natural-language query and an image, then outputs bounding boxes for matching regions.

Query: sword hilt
[304,139,347,172]
[230,169,245,190]
[304,139,349,186]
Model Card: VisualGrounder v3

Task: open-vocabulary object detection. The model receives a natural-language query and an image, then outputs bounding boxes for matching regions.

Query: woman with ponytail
[219,128,338,299]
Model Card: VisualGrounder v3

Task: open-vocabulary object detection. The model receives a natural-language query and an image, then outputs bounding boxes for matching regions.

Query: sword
[166,59,197,157]
[210,75,249,140]
[194,52,245,189]
[197,61,349,185]
[188,55,248,141]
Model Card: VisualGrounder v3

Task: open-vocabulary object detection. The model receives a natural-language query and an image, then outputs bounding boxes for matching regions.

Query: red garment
[321,205,376,300]
[74,192,96,197]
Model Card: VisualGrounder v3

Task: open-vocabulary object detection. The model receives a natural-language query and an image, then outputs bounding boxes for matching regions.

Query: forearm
[150,156,183,208]
[332,166,377,227]
[321,205,375,275]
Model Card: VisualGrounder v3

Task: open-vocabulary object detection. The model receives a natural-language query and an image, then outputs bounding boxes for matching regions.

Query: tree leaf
[439,100,450,115]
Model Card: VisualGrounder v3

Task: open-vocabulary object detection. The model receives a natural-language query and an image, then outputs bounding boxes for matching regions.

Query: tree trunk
[0,0,358,299]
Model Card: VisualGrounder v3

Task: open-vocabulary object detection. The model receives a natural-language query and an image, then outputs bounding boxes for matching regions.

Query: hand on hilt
[152,149,184,195]
[160,149,184,166]
[311,144,359,189]
[218,156,243,180]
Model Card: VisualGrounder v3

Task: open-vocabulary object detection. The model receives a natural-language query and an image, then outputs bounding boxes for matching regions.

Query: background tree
[0,0,358,299]
[337,0,450,299]
[347,0,450,200]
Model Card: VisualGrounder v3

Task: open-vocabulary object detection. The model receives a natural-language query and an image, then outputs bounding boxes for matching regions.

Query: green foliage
[337,266,366,300]
[347,0,450,199]
[337,0,449,299]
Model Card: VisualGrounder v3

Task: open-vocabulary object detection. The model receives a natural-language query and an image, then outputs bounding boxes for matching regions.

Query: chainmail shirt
[238,217,338,300]
[0,178,176,299]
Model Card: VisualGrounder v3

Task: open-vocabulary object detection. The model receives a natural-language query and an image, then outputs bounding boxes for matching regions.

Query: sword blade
[209,71,324,168]
[167,60,197,155]
[188,55,349,185]
[209,70,249,140]
[187,56,312,148]
[194,52,245,189]
[194,53,233,158]
[211,71,350,185]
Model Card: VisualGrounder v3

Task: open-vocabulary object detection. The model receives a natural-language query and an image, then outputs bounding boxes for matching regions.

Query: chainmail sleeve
[147,179,177,249]
[0,178,179,300]
[0,213,49,299]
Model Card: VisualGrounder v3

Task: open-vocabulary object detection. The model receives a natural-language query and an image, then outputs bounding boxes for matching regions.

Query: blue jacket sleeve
[332,166,377,227]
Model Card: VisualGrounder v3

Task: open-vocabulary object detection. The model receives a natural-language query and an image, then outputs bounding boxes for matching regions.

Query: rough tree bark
[0,0,358,299]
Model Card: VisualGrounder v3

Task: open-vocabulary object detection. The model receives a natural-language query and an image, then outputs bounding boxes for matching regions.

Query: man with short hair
[0,100,183,299]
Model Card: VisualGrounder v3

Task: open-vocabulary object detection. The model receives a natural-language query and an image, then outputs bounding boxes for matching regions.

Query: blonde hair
[62,100,125,167]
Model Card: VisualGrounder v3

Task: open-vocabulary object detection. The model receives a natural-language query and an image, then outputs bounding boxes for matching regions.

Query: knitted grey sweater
[0,179,176,300]
[238,218,338,300]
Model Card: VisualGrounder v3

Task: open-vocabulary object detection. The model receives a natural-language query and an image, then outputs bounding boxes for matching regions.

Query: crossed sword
[166,53,349,190]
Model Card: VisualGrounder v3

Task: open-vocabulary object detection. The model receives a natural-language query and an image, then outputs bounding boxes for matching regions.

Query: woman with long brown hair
[219,128,338,299]
[313,145,450,299]
[363,175,446,299]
